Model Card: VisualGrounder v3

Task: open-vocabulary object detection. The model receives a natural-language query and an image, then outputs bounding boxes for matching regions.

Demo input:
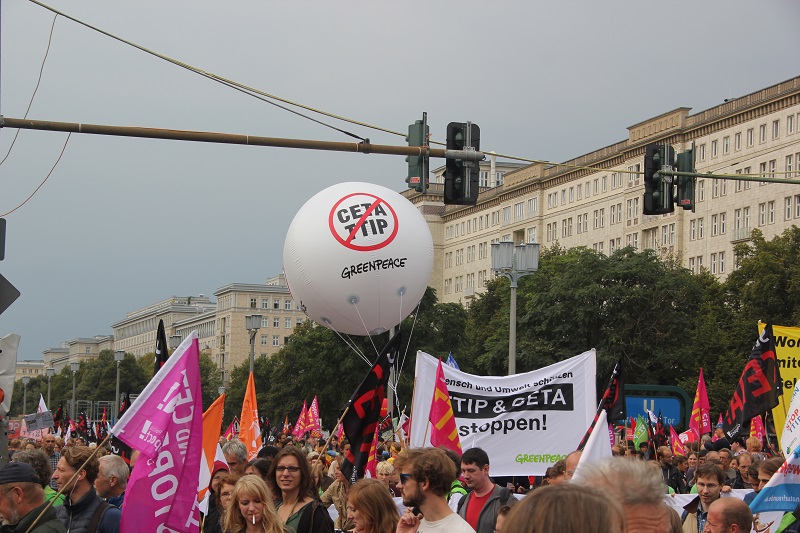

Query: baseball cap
[0,462,41,485]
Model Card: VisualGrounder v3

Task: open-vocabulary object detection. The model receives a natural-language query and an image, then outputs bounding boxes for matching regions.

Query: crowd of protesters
[0,426,797,533]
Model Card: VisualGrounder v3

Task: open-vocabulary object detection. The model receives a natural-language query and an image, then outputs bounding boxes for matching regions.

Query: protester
[702,498,752,533]
[95,455,128,507]
[223,475,285,533]
[309,461,331,497]
[320,456,353,531]
[395,447,474,533]
[244,458,272,483]
[718,449,736,480]
[440,447,466,511]
[0,462,65,532]
[686,451,699,486]
[657,446,686,493]
[375,460,401,497]
[704,426,731,452]
[726,451,752,489]
[564,450,581,481]
[575,457,674,533]
[267,446,333,533]
[456,448,516,533]
[52,445,121,533]
[346,478,400,533]
[11,449,64,507]
[204,462,231,533]
[494,504,512,533]
[500,483,625,533]
[216,473,242,532]
[224,440,249,476]
[548,459,567,485]
[41,434,61,491]
[681,463,724,533]
[744,457,783,505]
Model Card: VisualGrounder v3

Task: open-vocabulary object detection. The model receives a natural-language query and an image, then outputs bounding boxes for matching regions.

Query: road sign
[626,396,683,427]
[0,273,20,316]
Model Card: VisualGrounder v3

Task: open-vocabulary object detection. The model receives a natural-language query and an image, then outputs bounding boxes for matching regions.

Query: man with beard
[0,462,65,532]
[396,448,475,533]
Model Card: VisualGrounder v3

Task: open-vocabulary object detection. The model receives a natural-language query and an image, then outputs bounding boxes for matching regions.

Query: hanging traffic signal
[643,144,675,215]
[444,122,480,205]
[676,146,696,211]
[405,120,428,193]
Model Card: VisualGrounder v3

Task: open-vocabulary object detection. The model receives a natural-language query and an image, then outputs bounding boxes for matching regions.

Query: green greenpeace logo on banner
[634,414,649,448]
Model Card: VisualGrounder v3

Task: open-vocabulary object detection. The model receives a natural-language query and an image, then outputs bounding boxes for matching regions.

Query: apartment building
[405,76,800,305]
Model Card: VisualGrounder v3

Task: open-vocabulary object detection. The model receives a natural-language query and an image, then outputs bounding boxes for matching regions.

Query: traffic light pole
[661,169,800,186]
[0,116,483,162]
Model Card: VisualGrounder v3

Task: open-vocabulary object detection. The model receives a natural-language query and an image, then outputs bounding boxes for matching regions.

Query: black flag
[578,357,625,450]
[341,332,400,483]
[721,323,783,441]
[154,319,169,376]
[111,391,133,464]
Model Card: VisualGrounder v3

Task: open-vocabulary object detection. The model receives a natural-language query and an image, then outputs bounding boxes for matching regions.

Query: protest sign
[410,350,595,475]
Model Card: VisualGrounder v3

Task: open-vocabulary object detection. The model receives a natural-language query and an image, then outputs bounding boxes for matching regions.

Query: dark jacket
[0,501,65,533]
[662,464,687,494]
[56,488,121,533]
[457,484,517,533]
[295,500,334,533]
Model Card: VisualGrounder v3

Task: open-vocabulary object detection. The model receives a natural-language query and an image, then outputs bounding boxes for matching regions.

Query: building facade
[42,335,114,373]
[405,76,800,305]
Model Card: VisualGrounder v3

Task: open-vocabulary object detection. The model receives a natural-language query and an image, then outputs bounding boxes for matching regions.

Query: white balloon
[283,182,433,336]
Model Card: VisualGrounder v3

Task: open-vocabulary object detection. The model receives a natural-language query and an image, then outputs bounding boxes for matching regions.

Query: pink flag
[750,414,765,442]
[689,368,711,437]
[112,332,203,533]
[305,396,321,433]
[670,426,686,456]
[292,401,308,438]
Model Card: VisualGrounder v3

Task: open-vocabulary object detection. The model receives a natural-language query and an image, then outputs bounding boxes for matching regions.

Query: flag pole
[325,407,350,456]
[422,419,430,446]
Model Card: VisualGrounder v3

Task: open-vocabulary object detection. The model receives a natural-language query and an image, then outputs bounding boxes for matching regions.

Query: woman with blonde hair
[346,478,400,533]
[500,483,625,533]
[224,475,286,533]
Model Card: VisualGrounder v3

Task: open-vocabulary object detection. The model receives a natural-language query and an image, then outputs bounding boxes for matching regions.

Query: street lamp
[21,376,30,415]
[169,335,183,351]
[245,314,263,373]
[218,386,226,396]
[114,351,125,418]
[491,241,540,375]
[45,368,55,409]
[70,361,80,418]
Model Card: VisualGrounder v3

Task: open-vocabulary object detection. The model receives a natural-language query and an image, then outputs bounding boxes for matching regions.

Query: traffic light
[405,120,428,193]
[444,122,480,205]
[676,147,696,211]
[643,144,675,215]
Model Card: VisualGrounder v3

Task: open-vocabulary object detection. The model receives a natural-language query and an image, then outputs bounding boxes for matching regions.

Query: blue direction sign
[626,396,683,427]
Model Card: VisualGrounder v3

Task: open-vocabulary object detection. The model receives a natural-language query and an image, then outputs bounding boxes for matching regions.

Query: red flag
[293,401,308,438]
[240,372,262,460]
[365,421,381,478]
[670,426,686,456]
[750,414,765,442]
[428,359,462,455]
[224,416,240,441]
[689,368,711,437]
[305,396,321,434]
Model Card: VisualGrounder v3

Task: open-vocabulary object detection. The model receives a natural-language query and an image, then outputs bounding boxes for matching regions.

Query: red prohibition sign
[328,192,399,251]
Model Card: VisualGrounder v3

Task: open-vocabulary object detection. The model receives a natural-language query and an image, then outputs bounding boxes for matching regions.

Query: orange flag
[428,359,461,454]
[239,372,262,460]
[198,393,225,503]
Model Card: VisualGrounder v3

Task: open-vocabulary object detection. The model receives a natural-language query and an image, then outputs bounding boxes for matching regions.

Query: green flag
[633,414,649,449]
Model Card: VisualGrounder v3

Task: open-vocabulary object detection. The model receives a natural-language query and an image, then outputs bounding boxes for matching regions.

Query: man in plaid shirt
[42,434,60,490]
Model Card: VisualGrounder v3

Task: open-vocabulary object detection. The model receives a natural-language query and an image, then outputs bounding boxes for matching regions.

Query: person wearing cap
[704,425,732,452]
[0,461,65,532]
[51,446,121,533]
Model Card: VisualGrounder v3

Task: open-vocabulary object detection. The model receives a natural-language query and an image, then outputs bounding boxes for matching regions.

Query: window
[479,170,489,187]
[789,115,795,135]
[719,252,725,274]
[273,317,280,328]
[527,227,537,243]
[759,203,766,226]
[514,202,524,220]
[496,171,505,185]
[561,190,567,205]
[768,201,775,224]
[285,299,292,310]
[796,195,800,218]
[569,188,574,203]
[773,120,780,139]
[593,179,599,195]
[720,212,726,234]
[690,220,697,241]
[502,206,511,224]
[712,214,718,236]
[747,128,754,147]
[261,298,269,309]
[285,318,292,328]
[250,298,257,308]
[272,335,280,347]
[698,180,705,202]
[698,218,704,239]
[273,299,280,309]
[734,132,741,151]
[759,124,767,143]
[722,136,730,155]
[602,175,607,192]
[698,144,706,161]
[261,335,268,346]
[769,160,776,178]
[528,198,538,216]
[743,167,752,189]
[689,257,695,273]
[786,197,793,221]
[615,203,622,224]
[261,317,269,328]
[586,181,591,197]
[787,155,794,178]
[711,140,718,158]
[744,207,750,228]
[577,185,582,200]
[610,205,616,225]
[711,253,717,274]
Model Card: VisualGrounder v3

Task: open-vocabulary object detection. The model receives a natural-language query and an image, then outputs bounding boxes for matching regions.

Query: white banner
[410,350,596,475]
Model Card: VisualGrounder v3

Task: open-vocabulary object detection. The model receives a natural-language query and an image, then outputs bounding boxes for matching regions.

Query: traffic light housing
[643,144,675,215]
[676,147,696,211]
[444,122,480,205]
[405,120,428,193]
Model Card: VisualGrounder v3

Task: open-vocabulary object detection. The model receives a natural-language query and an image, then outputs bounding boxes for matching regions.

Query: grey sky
[1,0,798,361]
